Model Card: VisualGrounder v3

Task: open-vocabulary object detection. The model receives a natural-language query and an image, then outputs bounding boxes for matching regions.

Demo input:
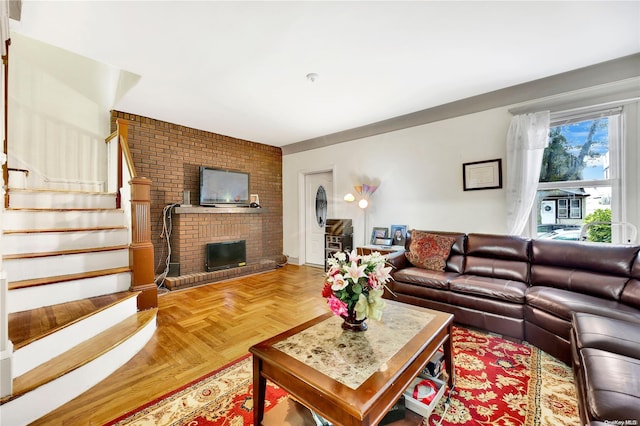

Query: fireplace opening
[205,240,247,272]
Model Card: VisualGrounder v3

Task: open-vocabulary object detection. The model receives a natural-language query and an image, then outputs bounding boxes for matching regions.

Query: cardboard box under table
[403,376,446,419]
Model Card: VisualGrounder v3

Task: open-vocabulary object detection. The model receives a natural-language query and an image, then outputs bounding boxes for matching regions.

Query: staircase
[0,188,157,425]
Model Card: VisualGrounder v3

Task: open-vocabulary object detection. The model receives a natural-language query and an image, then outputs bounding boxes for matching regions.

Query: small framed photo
[374,237,393,246]
[371,227,388,244]
[390,225,408,246]
[463,159,502,191]
[250,194,260,204]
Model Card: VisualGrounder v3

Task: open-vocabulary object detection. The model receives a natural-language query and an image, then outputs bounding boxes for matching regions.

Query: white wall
[283,99,640,263]
[283,107,512,262]
[7,33,139,192]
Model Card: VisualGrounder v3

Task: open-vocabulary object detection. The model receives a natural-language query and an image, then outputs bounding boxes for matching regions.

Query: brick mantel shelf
[175,206,264,214]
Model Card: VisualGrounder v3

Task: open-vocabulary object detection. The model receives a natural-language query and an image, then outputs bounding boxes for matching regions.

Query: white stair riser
[0,314,156,426]
[2,210,125,231]
[8,191,117,210]
[5,250,129,282]
[12,296,139,378]
[8,272,132,314]
[2,229,130,256]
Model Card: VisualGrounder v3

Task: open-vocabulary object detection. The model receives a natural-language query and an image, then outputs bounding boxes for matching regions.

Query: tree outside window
[534,110,621,243]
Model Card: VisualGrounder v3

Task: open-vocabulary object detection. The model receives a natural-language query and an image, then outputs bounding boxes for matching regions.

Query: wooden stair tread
[8,291,139,349]
[3,245,129,260]
[7,188,117,195]
[1,308,157,405]
[3,226,127,235]
[8,266,131,290]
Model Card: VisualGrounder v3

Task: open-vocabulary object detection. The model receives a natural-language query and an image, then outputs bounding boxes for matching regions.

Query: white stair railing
[0,152,12,398]
[9,102,108,191]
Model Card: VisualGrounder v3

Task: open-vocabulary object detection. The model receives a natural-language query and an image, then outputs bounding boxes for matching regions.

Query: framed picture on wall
[371,227,388,244]
[390,225,408,246]
[463,158,502,191]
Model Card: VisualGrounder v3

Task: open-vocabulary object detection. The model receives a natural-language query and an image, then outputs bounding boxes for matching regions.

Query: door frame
[297,165,337,265]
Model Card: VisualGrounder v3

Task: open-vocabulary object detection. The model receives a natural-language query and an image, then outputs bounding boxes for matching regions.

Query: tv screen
[199,166,250,207]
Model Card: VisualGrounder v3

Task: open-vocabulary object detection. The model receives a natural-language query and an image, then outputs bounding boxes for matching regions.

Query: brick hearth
[164,260,276,291]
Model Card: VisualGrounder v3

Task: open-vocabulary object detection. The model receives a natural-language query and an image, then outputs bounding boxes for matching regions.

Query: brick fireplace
[164,207,276,290]
[111,111,283,290]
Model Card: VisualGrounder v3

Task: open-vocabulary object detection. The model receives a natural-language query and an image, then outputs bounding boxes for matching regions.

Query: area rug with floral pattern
[104,327,579,426]
[427,326,579,426]
[104,354,288,426]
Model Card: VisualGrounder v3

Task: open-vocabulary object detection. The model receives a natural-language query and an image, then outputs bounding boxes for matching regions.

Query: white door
[305,172,333,266]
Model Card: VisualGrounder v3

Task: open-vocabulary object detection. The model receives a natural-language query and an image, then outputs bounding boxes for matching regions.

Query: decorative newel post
[129,176,157,310]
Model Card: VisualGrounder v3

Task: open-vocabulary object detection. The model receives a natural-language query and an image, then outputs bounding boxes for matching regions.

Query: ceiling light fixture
[306,73,319,83]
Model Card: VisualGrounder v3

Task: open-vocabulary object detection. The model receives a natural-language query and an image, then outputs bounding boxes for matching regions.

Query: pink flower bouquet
[322,250,392,321]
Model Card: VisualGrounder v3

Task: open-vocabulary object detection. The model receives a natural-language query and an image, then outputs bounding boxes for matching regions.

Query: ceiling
[11,1,640,147]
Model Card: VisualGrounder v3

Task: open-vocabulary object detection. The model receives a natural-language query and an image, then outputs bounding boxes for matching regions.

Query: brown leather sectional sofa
[385,230,640,425]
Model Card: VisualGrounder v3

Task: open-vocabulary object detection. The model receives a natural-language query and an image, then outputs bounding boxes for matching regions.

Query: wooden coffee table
[250,300,454,426]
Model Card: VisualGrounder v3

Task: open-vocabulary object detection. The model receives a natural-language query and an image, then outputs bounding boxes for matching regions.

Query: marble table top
[273,302,435,389]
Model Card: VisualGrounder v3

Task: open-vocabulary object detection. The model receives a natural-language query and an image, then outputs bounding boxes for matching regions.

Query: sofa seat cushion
[449,275,528,304]
[572,313,640,359]
[579,348,640,422]
[448,291,526,319]
[392,267,458,290]
[526,286,640,321]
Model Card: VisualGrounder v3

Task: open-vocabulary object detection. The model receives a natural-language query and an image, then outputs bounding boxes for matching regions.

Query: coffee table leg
[253,357,266,425]
[443,323,455,389]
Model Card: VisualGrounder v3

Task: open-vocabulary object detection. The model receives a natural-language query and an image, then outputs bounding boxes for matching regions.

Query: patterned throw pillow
[405,231,456,271]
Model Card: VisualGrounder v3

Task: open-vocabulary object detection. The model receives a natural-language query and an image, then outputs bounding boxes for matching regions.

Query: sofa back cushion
[405,230,466,273]
[531,239,640,301]
[463,233,530,282]
[621,253,640,309]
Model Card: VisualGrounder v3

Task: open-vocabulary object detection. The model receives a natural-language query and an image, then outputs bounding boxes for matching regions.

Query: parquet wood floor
[30,264,328,425]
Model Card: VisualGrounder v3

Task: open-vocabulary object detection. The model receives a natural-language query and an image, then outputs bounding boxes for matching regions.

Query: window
[570,199,581,219]
[557,199,568,219]
[534,107,623,243]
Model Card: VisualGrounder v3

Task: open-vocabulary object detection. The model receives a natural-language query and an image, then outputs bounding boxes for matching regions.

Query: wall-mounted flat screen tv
[199,166,250,207]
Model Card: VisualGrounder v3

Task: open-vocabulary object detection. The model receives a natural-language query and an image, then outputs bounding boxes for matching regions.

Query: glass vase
[341,309,368,332]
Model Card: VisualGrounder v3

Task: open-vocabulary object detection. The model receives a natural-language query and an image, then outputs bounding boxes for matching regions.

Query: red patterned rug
[104,354,288,426]
[104,327,578,426]
[428,327,578,426]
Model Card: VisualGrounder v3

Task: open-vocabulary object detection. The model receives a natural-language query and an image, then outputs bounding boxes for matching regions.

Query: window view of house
[535,110,621,243]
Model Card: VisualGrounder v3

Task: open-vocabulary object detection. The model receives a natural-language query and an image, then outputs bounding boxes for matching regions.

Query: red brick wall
[111,111,283,275]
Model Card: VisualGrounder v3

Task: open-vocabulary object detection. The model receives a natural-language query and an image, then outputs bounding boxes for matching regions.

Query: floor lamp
[344,184,378,246]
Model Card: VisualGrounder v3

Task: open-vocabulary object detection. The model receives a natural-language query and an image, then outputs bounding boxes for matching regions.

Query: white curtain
[506,111,550,235]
